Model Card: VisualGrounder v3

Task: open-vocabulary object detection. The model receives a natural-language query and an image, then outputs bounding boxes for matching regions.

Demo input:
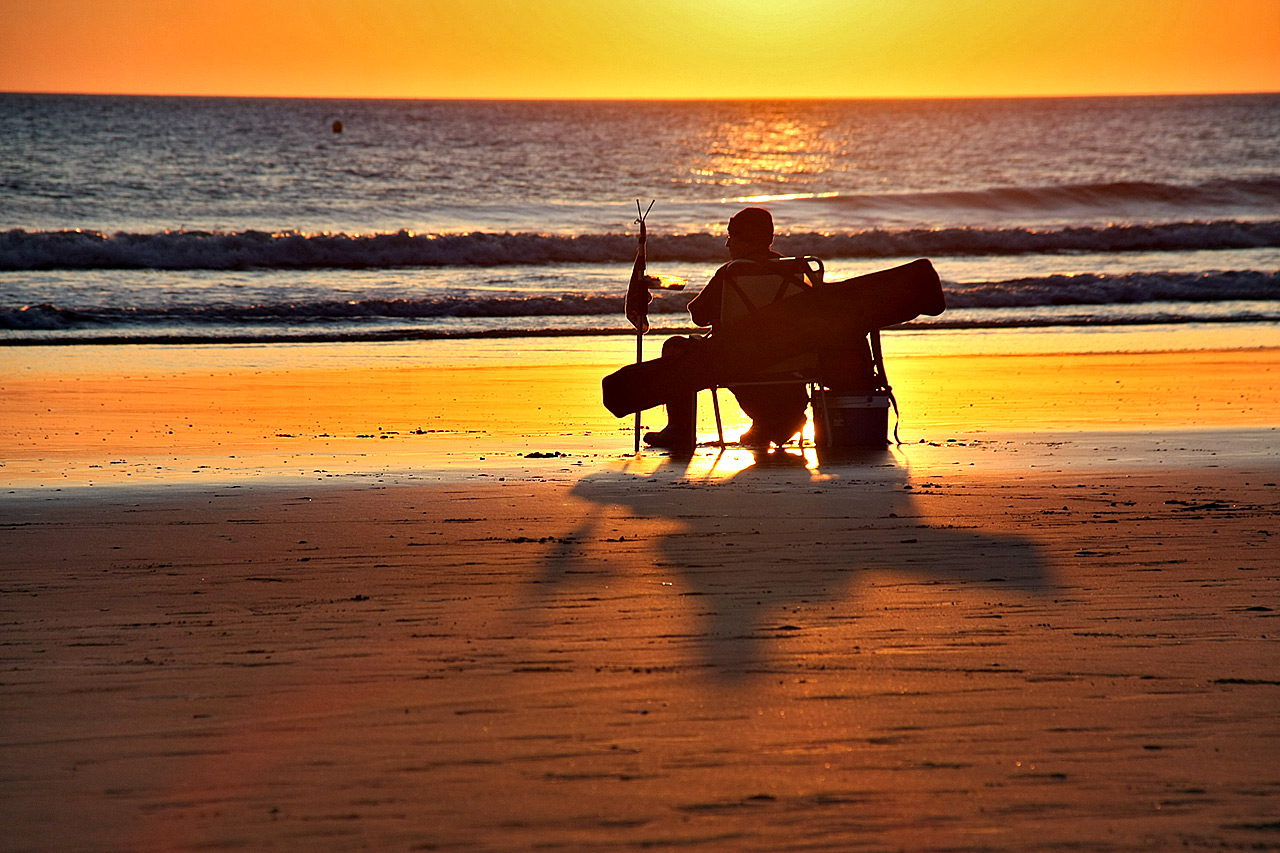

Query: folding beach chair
[708,256,825,447]
[707,255,899,448]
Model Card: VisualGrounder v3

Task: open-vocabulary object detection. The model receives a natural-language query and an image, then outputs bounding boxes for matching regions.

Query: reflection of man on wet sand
[644,207,808,453]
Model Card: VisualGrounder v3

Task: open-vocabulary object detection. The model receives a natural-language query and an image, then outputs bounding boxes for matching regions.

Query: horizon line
[4,89,1279,103]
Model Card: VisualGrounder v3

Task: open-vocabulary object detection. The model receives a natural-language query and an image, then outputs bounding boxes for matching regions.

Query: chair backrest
[716,256,888,393]
[718,256,824,329]
[718,256,825,378]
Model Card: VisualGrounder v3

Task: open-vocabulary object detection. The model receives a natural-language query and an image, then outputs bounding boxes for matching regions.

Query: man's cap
[727,207,773,245]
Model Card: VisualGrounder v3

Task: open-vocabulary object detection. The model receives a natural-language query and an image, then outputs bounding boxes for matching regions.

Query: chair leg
[711,387,725,447]
[816,385,832,448]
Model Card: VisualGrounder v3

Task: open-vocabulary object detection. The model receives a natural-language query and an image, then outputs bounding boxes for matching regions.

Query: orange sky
[2,0,1278,99]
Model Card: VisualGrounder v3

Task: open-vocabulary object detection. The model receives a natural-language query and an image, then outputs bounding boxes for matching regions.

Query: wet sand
[4,338,1277,487]
[2,337,1278,851]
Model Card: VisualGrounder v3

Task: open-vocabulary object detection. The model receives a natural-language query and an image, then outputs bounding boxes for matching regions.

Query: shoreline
[5,316,1280,351]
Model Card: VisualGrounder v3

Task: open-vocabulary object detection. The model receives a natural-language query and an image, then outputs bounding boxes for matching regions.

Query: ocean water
[2,93,1278,344]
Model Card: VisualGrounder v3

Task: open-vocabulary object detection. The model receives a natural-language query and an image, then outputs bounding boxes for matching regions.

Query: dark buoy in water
[331,120,343,134]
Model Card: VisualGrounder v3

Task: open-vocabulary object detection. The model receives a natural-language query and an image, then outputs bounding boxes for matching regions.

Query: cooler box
[813,392,890,447]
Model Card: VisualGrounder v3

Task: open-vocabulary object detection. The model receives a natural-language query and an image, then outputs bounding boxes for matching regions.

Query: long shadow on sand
[539,448,1055,680]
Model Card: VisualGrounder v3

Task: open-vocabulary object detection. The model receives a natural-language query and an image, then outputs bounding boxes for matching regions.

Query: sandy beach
[2,333,1278,851]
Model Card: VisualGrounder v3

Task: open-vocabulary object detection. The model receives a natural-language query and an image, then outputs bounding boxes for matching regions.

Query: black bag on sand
[602,258,946,418]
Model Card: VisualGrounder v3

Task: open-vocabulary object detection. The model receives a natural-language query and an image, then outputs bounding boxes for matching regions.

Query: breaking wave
[801,176,1280,216]
[5,271,1275,333]
[943,270,1280,309]
[4,219,1280,271]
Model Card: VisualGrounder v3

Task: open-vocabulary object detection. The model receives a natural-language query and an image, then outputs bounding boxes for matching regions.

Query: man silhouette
[644,207,810,452]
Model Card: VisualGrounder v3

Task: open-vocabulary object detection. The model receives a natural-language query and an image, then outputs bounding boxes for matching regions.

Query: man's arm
[687,273,723,327]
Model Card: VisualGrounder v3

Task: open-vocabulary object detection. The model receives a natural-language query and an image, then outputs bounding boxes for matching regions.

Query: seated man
[644,207,811,452]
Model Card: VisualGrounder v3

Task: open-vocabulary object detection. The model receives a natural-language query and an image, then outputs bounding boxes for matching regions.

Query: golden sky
[3,0,1278,99]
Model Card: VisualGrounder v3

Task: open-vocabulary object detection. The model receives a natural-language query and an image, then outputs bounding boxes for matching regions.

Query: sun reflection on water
[689,113,842,190]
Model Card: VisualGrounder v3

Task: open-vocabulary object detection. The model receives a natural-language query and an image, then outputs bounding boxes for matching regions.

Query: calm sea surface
[1,93,1278,344]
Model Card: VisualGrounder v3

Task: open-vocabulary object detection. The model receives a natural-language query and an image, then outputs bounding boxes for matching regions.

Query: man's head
[726,207,773,258]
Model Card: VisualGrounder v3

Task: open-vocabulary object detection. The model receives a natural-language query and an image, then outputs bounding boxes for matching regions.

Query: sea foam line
[5,313,1280,348]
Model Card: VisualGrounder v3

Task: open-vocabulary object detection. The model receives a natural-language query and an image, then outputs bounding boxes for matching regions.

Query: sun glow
[1,0,1277,99]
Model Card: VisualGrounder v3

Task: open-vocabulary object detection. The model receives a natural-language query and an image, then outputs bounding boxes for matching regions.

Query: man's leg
[731,383,809,448]
[643,336,701,451]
